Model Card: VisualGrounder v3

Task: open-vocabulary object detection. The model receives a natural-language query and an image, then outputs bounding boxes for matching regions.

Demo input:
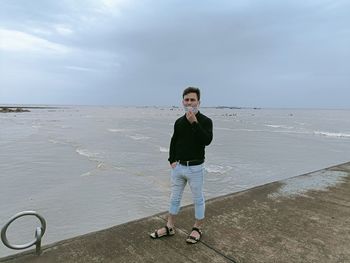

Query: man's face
[182,92,200,108]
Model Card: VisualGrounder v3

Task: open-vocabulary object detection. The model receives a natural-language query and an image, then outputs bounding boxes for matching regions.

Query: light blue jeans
[169,163,205,220]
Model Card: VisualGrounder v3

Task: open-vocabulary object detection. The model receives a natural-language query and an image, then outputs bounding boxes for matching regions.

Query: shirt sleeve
[192,117,213,146]
[168,121,178,163]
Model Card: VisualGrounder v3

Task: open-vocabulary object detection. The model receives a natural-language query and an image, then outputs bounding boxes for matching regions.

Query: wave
[126,134,151,140]
[80,171,93,177]
[159,147,169,153]
[76,148,101,159]
[48,139,62,144]
[270,130,309,135]
[313,131,350,138]
[205,164,233,174]
[80,162,125,177]
[265,124,294,129]
[107,128,126,132]
[215,127,262,132]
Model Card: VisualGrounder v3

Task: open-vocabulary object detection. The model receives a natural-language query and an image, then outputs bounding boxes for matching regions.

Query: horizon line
[1,103,349,111]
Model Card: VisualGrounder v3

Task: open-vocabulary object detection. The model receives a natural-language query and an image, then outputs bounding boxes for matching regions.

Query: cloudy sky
[0,0,349,108]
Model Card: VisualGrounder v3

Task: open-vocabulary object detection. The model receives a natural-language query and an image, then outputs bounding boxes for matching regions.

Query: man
[150,87,213,244]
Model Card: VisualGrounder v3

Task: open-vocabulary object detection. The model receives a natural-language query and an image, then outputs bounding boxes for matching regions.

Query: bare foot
[186,227,202,244]
[189,229,200,239]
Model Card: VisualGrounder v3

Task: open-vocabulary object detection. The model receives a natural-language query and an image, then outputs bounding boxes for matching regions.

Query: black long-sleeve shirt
[168,111,213,163]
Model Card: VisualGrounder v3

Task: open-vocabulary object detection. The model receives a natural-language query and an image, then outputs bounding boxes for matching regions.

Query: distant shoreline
[0,106,63,113]
[0,106,62,109]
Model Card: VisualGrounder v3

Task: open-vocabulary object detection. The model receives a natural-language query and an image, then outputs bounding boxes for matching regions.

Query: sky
[0,0,349,108]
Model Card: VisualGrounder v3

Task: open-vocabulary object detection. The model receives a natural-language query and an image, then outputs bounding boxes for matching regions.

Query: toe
[191,231,199,239]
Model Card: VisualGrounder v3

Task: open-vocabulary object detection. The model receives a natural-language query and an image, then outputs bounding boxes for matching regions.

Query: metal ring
[1,211,46,250]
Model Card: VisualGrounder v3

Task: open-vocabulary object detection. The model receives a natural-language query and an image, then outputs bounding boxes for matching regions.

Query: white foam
[95,162,124,170]
[80,162,125,176]
[159,147,169,153]
[108,128,125,133]
[314,131,350,138]
[80,171,92,177]
[216,127,262,132]
[80,164,103,177]
[126,134,150,140]
[271,130,309,135]
[48,139,60,144]
[265,124,294,129]
[76,148,100,159]
[205,164,233,174]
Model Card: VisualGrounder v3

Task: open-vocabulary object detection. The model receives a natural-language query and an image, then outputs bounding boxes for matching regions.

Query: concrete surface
[1,162,350,263]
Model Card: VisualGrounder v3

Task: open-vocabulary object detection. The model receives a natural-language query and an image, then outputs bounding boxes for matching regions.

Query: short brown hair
[183,87,200,101]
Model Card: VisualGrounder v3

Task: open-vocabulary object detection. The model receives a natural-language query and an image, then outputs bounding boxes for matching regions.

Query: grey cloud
[0,0,349,107]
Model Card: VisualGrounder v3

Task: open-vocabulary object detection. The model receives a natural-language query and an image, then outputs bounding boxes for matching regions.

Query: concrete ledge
[1,162,350,263]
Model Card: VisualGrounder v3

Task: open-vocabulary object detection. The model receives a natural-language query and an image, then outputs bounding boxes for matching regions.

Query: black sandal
[150,225,175,239]
[186,227,202,244]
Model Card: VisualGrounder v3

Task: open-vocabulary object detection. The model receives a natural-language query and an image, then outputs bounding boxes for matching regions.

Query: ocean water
[1,106,350,257]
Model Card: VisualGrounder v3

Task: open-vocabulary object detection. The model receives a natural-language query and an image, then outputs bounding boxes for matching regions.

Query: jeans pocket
[189,164,203,173]
[171,164,178,176]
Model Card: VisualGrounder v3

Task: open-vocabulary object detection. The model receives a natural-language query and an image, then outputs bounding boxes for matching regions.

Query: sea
[1,106,350,257]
